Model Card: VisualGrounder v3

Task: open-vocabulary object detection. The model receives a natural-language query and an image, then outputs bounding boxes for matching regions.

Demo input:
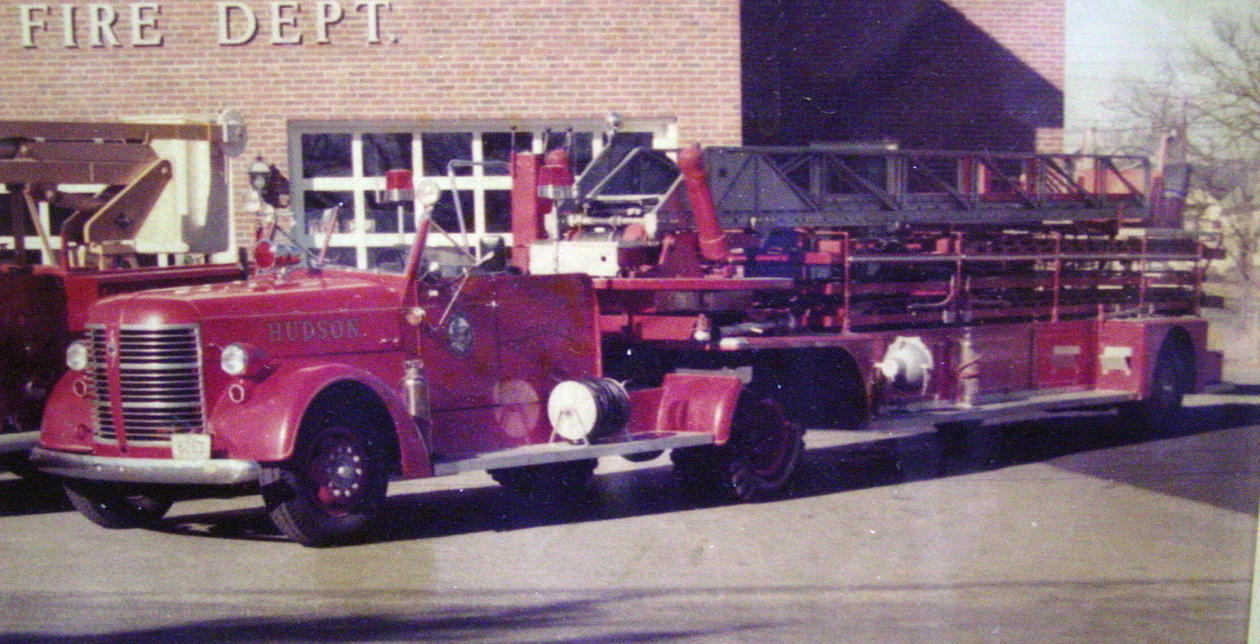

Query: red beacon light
[253,239,276,270]
[537,149,575,201]
[383,169,415,203]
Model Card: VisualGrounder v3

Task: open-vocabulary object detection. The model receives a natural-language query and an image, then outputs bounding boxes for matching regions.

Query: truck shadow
[799,402,1260,517]
[158,398,1260,545]
[0,591,773,644]
[0,474,72,517]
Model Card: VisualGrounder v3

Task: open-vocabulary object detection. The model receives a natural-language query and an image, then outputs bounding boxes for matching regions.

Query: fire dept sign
[16,2,397,48]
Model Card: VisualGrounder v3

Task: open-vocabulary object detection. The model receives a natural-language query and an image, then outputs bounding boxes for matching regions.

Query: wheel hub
[310,438,366,516]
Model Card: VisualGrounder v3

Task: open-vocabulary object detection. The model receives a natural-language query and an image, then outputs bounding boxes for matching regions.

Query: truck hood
[88,270,406,357]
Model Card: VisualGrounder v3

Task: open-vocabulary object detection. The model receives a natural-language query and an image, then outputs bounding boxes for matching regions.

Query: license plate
[170,433,212,461]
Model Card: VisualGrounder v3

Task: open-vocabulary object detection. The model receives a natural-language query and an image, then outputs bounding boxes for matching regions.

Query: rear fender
[209,363,431,478]
[627,373,743,445]
[1097,318,1209,397]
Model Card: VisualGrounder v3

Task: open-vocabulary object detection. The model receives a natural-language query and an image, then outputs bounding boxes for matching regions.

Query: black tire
[260,422,389,547]
[1119,339,1191,432]
[621,450,664,463]
[672,393,804,502]
[63,481,172,529]
[489,459,597,494]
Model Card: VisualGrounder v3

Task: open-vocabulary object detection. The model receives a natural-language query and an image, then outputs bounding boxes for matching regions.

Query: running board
[871,390,1137,432]
[433,432,714,476]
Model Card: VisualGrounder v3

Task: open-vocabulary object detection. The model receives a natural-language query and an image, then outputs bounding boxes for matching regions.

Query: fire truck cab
[33,177,786,546]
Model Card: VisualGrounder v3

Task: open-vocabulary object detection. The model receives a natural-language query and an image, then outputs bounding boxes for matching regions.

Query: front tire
[260,423,389,547]
[63,481,172,529]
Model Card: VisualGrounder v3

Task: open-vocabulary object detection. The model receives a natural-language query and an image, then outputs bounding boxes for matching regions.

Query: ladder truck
[0,119,246,471]
[31,134,1220,545]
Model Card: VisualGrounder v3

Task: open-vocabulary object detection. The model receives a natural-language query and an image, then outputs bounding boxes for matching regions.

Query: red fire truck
[0,119,247,471]
[31,134,1220,546]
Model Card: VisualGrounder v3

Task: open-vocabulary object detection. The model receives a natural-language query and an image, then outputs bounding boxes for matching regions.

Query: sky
[1065,0,1255,147]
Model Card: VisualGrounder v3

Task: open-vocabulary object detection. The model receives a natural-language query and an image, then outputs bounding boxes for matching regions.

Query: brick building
[1,0,1063,265]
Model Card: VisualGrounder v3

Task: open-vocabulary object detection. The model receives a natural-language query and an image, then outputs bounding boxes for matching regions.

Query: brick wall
[951,0,1065,152]
[947,0,1064,90]
[3,0,1063,251]
[1,0,741,248]
[743,0,1065,153]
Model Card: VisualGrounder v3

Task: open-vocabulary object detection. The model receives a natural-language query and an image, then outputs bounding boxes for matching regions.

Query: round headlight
[220,343,250,377]
[65,340,89,371]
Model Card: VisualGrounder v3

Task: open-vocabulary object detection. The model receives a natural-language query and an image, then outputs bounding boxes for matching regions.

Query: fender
[39,371,95,452]
[628,373,743,445]
[209,362,432,478]
[1097,318,1208,397]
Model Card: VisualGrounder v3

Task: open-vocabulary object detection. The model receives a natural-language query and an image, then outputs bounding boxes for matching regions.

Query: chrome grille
[88,324,206,445]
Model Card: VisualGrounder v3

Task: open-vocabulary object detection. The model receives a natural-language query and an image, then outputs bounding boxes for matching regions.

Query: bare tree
[1104,15,1260,282]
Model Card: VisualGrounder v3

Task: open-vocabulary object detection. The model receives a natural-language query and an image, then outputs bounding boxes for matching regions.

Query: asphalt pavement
[2,391,1258,643]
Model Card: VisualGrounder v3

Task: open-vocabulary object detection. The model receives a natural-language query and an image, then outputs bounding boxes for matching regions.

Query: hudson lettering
[267,318,362,343]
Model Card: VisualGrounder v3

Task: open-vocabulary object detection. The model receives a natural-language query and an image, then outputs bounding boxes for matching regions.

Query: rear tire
[63,481,172,529]
[672,393,804,502]
[1119,338,1191,432]
[260,421,389,547]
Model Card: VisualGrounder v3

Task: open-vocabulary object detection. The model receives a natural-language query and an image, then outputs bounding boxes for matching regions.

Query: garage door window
[289,118,676,271]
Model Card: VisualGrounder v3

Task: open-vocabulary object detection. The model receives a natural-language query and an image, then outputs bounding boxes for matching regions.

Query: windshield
[295,160,509,276]
[288,200,501,280]
[416,217,508,282]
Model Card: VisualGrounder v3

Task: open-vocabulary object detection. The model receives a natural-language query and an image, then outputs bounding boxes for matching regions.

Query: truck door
[413,271,503,457]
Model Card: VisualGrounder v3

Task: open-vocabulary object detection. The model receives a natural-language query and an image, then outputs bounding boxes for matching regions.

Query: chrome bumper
[0,431,38,456]
[29,448,260,485]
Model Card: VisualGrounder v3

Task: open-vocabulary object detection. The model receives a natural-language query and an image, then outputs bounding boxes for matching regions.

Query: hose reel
[547,378,631,442]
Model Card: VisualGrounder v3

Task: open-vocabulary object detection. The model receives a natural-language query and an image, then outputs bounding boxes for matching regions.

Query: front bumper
[29,448,260,485]
[0,431,38,456]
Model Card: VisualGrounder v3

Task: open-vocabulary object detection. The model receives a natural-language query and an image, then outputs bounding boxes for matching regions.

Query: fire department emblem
[447,314,472,355]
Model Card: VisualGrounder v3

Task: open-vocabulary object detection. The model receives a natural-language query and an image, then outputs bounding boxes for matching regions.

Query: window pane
[49,201,76,236]
[422,133,473,177]
[365,190,415,234]
[301,133,352,178]
[303,191,354,235]
[0,192,16,236]
[546,131,595,174]
[430,190,474,234]
[483,132,533,175]
[321,247,357,268]
[485,190,512,233]
[0,191,38,237]
[368,246,408,273]
[363,133,412,177]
